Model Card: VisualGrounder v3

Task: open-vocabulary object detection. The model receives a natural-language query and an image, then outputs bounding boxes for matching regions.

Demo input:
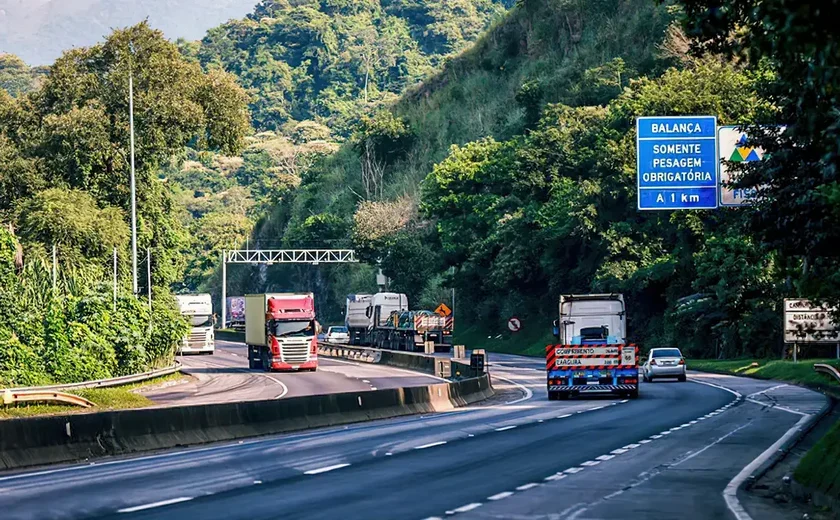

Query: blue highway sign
[636,116,718,210]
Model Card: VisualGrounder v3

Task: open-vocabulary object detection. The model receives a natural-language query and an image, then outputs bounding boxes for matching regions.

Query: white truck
[175,293,215,355]
[548,294,638,399]
[556,294,627,345]
[345,292,409,346]
[345,294,372,345]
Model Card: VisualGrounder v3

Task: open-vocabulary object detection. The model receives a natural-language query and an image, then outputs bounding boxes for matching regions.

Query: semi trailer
[344,293,453,352]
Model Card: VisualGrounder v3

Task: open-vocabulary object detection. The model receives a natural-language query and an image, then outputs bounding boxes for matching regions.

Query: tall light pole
[129,53,138,294]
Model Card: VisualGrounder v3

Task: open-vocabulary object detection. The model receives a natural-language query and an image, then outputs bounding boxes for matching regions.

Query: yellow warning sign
[435,303,452,317]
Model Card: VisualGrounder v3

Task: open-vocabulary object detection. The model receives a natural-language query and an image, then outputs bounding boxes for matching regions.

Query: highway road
[0,353,827,520]
[141,340,445,405]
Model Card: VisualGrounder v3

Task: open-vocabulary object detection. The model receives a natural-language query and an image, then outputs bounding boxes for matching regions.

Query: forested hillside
[235,0,678,332]
[188,0,512,134]
[0,23,250,386]
[237,0,838,360]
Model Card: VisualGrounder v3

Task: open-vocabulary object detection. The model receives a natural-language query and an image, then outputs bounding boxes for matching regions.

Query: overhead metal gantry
[220,249,359,328]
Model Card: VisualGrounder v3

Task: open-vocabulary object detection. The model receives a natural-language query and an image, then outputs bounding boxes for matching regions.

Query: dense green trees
[0,23,249,385]
[192,0,508,133]
[0,54,43,96]
[678,0,840,310]
[420,60,784,356]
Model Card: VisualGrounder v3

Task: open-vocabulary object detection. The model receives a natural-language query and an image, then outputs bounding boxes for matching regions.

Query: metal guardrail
[2,390,95,408]
[4,363,181,393]
[814,363,840,383]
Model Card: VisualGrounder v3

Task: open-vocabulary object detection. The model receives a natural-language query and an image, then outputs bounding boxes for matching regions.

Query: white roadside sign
[784,299,840,343]
[718,126,785,207]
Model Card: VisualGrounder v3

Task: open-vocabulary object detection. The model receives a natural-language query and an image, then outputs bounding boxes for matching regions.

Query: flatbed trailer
[372,310,453,352]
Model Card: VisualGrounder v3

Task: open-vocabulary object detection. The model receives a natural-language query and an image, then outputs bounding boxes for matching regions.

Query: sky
[0,0,260,65]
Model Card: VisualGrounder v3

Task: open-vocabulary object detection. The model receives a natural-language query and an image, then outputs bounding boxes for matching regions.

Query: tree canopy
[192,0,509,133]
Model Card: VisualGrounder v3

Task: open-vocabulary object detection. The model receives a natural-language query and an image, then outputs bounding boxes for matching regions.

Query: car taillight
[624,378,638,384]
[678,358,685,365]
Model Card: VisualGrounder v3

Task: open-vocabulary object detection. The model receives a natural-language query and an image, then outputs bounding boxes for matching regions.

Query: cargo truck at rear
[344,293,453,352]
[246,293,318,372]
[547,294,639,400]
[175,294,215,354]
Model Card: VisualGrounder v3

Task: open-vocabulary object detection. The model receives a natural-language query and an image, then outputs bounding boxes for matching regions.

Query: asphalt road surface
[141,340,445,405]
[0,353,827,520]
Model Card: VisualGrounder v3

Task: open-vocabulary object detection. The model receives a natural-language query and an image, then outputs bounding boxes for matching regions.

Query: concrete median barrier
[215,330,246,342]
[0,374,493,472]
[318,344,438,375]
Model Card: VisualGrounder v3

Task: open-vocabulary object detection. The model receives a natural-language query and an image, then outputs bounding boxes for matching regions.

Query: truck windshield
[189,315,213,328]
[272,320,314,337]
[579,326,608,340]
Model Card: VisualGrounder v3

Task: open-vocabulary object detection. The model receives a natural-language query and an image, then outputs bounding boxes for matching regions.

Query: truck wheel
[261,349,272,372]
[247,347,259,370]
[629,388,640,399]
[548,391,558,401]
[678,375,686,382]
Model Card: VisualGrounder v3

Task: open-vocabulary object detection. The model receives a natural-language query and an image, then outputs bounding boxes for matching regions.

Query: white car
[643,348,687,382]
[325,326,350,344]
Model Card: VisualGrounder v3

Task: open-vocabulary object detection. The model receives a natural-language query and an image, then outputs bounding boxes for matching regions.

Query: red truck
[245,293,319,372]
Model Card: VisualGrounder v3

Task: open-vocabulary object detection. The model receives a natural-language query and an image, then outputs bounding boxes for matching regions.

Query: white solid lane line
[304,463,351,475]
[118,497,194,513]
[516,483,539,491]
[495,425,517,432]
[415,441,447,450]
[488,492,514,501]
[448,503,483,514]
[493,374,534,405]
[557,414,572,419]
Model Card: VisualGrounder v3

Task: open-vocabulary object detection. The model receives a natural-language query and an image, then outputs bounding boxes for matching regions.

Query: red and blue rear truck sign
[546,343,639,400]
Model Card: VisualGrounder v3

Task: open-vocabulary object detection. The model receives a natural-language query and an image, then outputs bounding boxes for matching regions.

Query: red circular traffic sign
[508,317,521,332]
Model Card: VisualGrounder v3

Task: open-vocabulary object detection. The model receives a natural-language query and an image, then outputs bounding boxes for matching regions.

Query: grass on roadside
[454,322,554,358]
[795,419,840,501]
[0,372,188,419]
[688,358,840,389]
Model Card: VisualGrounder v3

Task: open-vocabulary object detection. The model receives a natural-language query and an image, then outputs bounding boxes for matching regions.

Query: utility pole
[51,244,57,291]
[129,54,138,294]
[113,248,118,311]
[221,250,227,330]
[146,248,152,311]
